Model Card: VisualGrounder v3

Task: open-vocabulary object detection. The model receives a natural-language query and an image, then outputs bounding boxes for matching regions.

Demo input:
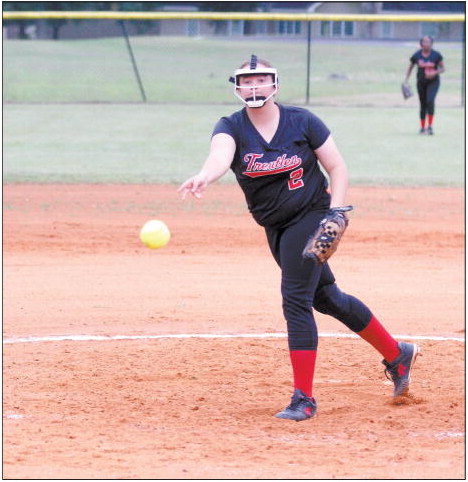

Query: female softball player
[179,56,420,421]
[404,36,445,135]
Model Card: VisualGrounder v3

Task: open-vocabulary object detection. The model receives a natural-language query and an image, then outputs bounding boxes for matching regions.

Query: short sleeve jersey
[410,49,443,82]
[212,104,331,229]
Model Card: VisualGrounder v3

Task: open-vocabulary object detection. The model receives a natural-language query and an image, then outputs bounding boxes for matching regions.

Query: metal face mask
[229,54,278,108]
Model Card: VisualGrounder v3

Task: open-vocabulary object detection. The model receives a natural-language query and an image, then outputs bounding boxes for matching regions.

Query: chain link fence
[3,15,464,106]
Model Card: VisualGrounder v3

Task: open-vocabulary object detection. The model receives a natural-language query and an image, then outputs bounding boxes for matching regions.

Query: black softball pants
[265,209,372,351]
[417,77,440,120]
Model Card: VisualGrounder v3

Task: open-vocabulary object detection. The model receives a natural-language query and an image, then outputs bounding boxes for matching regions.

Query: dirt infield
[3,183,465,479]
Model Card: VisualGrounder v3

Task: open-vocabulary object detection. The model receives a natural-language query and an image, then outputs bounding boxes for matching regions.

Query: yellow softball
[139,220,171,249]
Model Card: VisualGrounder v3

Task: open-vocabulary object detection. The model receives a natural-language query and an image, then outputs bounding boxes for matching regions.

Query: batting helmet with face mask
[229,54,278,108]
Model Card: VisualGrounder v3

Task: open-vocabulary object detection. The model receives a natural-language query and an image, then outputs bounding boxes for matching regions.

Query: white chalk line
[2,332,464,345]
[3,411,462,441]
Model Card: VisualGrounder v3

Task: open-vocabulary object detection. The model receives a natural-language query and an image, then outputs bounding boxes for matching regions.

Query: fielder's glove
[401,82,413,100]
[302,206,353,264]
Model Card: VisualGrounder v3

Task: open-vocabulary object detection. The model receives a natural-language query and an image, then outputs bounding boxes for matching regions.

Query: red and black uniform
[211,102,402,398]
[212,105,373,361]
[410,49,443,122]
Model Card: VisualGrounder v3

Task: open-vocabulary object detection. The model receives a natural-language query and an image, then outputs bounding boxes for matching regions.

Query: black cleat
[383,342,420,397]
[427,126,434,135]
[419,128,426,134]
[274,389,317,421]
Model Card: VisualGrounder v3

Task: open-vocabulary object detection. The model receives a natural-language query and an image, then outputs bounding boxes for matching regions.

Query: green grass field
[4,103,464,186]
[4,36,464,105]
[3,36,464,186]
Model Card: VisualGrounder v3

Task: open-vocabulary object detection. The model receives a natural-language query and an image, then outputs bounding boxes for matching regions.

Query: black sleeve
[306,112,331,150]
[212,117,236,141]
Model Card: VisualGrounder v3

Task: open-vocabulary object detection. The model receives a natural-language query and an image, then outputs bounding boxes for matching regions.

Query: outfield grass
[4,36,464,186]
[4,103,464,186]
[3,36,463,105]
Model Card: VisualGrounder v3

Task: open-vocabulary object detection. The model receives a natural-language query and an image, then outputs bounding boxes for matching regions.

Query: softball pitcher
[179,56,420,422]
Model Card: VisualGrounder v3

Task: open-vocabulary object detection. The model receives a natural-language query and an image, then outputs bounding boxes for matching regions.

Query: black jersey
[410,49,443,82]
[212,104,331,229]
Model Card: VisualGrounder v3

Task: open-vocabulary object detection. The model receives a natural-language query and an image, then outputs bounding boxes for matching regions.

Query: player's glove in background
[401,82,414,100]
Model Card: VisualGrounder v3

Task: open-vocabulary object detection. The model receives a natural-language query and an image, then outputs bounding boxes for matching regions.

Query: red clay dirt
[3,183,465,479]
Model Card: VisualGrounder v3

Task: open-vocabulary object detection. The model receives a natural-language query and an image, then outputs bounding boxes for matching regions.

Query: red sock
[420,118,426,129]
[428,114,434,126]
[289,350,317,397]
[357,316,400,363]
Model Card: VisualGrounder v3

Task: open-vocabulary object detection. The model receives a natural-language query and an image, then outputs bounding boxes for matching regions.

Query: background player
[178,55,420,421]
[404,36,445,135]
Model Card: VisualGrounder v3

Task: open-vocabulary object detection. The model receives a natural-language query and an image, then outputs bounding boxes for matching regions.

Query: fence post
[119,20,147,102]
[306,21,312,105]
[462,22,465,107]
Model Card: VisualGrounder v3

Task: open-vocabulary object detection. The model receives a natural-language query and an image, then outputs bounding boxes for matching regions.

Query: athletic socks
[421,116,434,129]
[289,317,400,395]
[357,315,400,363]
[289,350,317,397]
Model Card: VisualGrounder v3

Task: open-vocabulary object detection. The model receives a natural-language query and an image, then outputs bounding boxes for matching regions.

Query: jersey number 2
[288,168,304,190]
